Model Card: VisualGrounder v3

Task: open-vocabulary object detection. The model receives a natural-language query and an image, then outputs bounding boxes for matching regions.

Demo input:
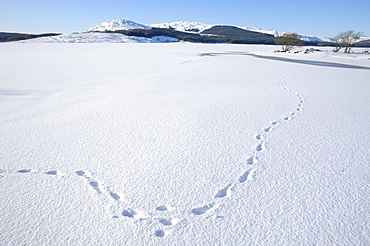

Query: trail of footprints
[191,71,305,218]
[4,72,305,238]
[6,167,179,237]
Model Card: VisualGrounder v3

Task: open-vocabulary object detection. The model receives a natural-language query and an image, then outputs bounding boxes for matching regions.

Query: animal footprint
[255,134,263,140]
[156,205,169,211]
[153,218,179,238]
[18,169,32,173]
[89,180,102,193]
[122,209,146,219]
[246,155,258,165]
[284,116,292,121]
[45,170,62,175]
[76,170,85,176]
[109,191,121,201]
[264,127,272,133]
[159,218,173,226]
[215,184,233,198]
[154,230,165,237]
[256,142,266,152]
[191,203,217,215]
[239,169,254,183]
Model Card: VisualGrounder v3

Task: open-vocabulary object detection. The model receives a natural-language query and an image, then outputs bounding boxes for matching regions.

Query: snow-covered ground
[1,43,369,245]
[18,32,178,43]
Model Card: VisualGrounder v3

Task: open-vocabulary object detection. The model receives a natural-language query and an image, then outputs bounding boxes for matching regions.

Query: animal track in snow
[75,170,126,208]
[2,53,308,239]
[109,191,121,201]
[75,170,86,176]
[155,205,170,212]
[215,184,233,198]
[122,209,135,218]
[192,203,218,215]
[122,209,146,219]
[45,170,64,176]
[18,169,32,173]
[155,230,165,237]
[264,127,273,133]
[89,180,102,193]
[256,142,266,152]
[46,170,57,175]
[154,217,179,238]
[246,155,258,165]
[159,218,173,226]
[255,134,263,140]
[239,169,254,183]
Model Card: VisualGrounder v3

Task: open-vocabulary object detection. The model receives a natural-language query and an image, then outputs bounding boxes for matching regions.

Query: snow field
[1,43,369,245]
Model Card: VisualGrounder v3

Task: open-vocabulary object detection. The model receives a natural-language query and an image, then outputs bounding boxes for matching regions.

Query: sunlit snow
[1,42,369,245]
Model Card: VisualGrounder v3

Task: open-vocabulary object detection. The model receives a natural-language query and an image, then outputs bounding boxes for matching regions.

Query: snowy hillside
[83,19,339,44]
[18,33,178,43]
[88,19,333,42]
[87,19,151,32]
[150,21,214,33]
[298,34,334,42]
[239,26,281,37]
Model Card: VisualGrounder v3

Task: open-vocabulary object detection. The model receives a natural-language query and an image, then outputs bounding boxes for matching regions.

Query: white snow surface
[87,19,151,32]
[1,43,369,245]
[17,33,178,43]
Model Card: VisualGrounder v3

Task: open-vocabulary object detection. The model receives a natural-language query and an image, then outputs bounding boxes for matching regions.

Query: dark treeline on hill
[354,39,370,47]
[110,26,352,46]
[201,26,275,44]
[111,26,276,44]
[0,32,60,42]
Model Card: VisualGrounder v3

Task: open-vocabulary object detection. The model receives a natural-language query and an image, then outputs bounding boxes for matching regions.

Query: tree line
[275,30,363,53]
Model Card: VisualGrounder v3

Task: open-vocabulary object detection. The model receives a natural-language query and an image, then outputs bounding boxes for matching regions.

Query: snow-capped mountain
[150,21,214,33]
[238,26,280,37]
[87,19,334,43]
[298,34,334,42]
[151,22,333,42]
[87,19,151,32]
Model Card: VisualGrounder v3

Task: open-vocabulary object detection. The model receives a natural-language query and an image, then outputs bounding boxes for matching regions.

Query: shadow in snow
[200,52,370,70]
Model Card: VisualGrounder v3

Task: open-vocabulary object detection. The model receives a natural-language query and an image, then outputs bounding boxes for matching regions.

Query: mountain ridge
[87,19,335,43]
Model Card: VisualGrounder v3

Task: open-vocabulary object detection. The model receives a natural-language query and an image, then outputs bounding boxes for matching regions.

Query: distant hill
[87,19,151,32]
[150,21,213,33]
[3,19,368,46]
[200,26,275,44]
[111,26,275,44]
[89,19,334,43]
[354,39,370,47]
[0,32,60,42]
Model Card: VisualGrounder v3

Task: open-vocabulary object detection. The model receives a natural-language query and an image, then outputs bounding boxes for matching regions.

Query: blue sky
[1,0,369,37]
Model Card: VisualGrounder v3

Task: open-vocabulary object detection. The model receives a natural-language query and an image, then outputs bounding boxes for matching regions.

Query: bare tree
[274,33,304,52]
[333,30,362,53]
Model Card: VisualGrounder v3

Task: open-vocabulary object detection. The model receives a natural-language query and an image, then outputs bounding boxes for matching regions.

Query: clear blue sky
[1,0,369,37]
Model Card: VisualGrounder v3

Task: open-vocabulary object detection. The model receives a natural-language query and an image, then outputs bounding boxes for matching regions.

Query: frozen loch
[0,42,369,245]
